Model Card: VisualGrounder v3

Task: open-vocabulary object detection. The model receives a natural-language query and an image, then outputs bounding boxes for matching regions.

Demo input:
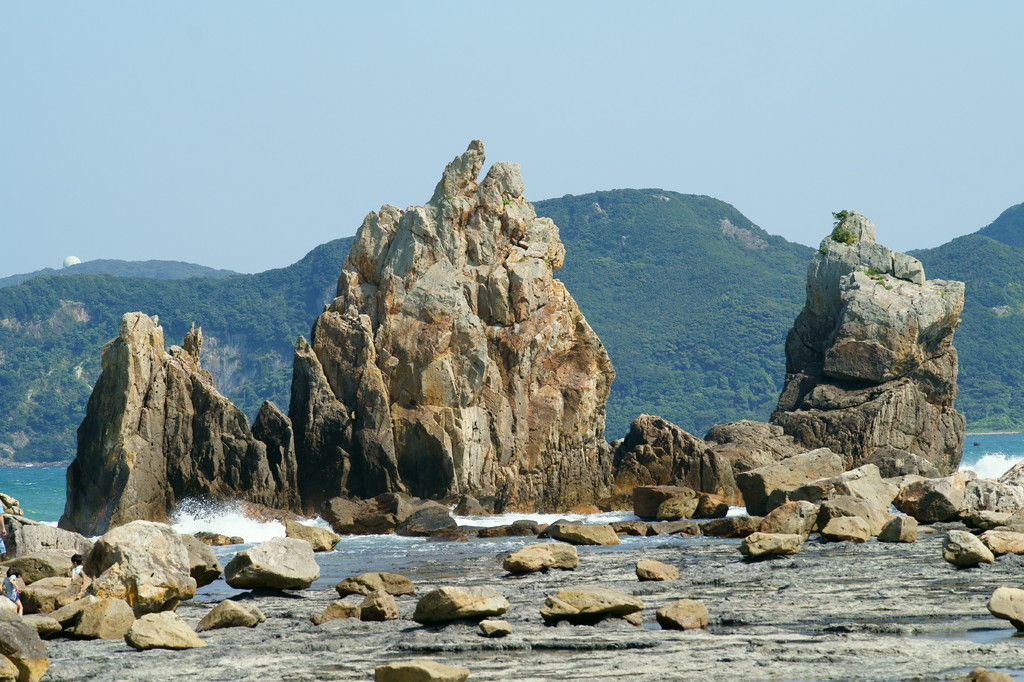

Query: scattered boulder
[374,660,470,682]
[655,599,708,630]
[540,587,643,625]
[57,596,135,640]
[703,420,803,473]
[21,576,71,615]
[0,552,71,585]
[739,532,802,559]
[735,449,844,516]
[196,599,266,632]
[943,530,995,568]
[785,464,898,512]
[894,477,965,523]
[503,543,578,574]
[610,521,652,537]
[701,516,763,538]
[545,522,619,546]
[864,446,941,478]
[960,479,1024,515]
[359,591,399,621]
[395,507,459,538]
[988,586,1024,630]
[817,495,892,536]
[820,516,871,543]
[759,501,819,539]
[635,559,678,581]
[655,495,699,521]
[225,537,320,590]
[769,213,965,474]
[284,520,340,552]
[477,520,539,538]
[179,534,222,588]
[0,620,48,682]
[650,520,701,536]
[478,619,511,638]
[20,615,60,639]
[632,486,697,520]
[694,493,731,519]
[878,516,918,543]
[124,611,205,651]
[955,668,1014,682]
[413,586,509,624]
[312,601,361,625]
[980,530,1024,556]
[85,521,196,615]
[335,572,415,598]
[4,517,91,560]
[454,496,487,516]
[962,511,1011,531]
[193,532,243,546]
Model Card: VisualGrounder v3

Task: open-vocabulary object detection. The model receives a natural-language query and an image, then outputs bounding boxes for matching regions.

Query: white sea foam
[960,453,1023,480]
[452,510,641,527]
[169,498,287,544]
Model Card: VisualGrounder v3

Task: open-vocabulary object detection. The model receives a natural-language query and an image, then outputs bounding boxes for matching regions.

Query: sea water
[0,431,1021,531]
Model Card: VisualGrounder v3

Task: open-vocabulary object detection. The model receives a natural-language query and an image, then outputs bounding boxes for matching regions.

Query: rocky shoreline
[34,525,1024,681]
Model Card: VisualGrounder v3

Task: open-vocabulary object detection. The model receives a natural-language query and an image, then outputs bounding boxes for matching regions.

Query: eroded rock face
[290,141,614,512]
[60,314,299,535]
[771,212,965,474]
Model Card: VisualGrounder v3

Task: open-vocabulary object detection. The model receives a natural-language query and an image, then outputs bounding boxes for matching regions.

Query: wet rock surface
[33,530,1024,681]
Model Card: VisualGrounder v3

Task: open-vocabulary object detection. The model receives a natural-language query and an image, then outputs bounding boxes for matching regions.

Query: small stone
[284,520,340,552]
[539,587,643,625]
[374,659,470,682]
[312,601,360,625]
[819,516,871,543]
[193,532,243,546]
[360,591,399,621]
[545,522,619,546]
[878,516,918,543]
[635,559,678,581]
[124,611,205,651]
[656,599,709,630]
[478,619,512,638]
[955,667,1015,682]
[336,572,415,597]
[503,543,578,573]
[196,599,266,632]
[413,587,509,624]
[739,532,802,559]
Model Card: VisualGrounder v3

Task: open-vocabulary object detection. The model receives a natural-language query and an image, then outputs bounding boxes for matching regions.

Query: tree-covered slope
[973,202,1024,248]
[913,233,1024,431]
[0,239,351,462]
[0,259,240,289]
[535,190,812,439]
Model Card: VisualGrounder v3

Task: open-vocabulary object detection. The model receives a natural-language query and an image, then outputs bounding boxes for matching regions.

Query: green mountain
[0,239,351,462]
[973,202,1024,248]
[0,260,240,289]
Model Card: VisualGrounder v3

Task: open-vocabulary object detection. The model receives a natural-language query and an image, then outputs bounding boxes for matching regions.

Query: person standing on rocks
[3,567,23,615]
[0,514,8,557]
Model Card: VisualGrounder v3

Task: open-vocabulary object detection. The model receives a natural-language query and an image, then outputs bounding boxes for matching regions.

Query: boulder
[770,213,965,474]
[816,495,892,536]
[895,477,965,523]
[359,591,399,621]
[290,141,615,512]
[701,516,763,538]
[179,534,222,588]
[124,611,205,651]
[395,507,458,537]
[545,522,619,546]
[224,537,320,590]
[503,543,578,573]
[374,660,470,682]
[960,479,1024,515]
[655,495,699,521]
[786,464,898,512]
[323,497,398,535]
[632,485,697,520]
[3,517,91,559]
[999,458,1024,488]
[60,314,299,536]
[650,520,701,536]
[0,621,48,682]
[877,516,918,543]
[758,501,819,539]
[312,601,361,625]
[196,599,265,632]
[988,586,1024,630]
[955,669,1014,682]
[477,520,540,538]
[59,596,135,640]
[820,516,871,543]
[20,577,71,615]
[635,559,678,581]
[284,520,340,551]
[540,587,643,625]
[453,496,487,516]
[694,493,731,519]
[980,530,1024,556]
[85,521,196,615]
[611,415,737,501]
[739,532,802,559]
[963,511,1011,531]
[413,586,509,624]
[478,619,512,638]
[193,532,243,546]
[0,552,71,584]
[655,599,708,630]
[20,616,60,640]
[735,449,844,516]
[703,420,803,473]
[864,446,941,478]
[943,530,995,568]
[335,572,415,598]
[610,521,652,537]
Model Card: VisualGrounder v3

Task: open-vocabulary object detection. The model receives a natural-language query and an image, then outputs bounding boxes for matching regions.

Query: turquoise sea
[1,432,1021,528]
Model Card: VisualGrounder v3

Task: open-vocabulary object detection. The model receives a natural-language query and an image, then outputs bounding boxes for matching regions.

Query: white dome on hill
[62,256,82,268]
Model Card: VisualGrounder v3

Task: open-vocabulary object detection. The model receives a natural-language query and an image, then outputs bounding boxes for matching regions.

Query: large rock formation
[290,141,614,512]
[770,212,965,473]
[60,313,299,535]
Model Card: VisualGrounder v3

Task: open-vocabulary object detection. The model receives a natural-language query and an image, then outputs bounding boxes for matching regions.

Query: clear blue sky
[4,2,1023,279]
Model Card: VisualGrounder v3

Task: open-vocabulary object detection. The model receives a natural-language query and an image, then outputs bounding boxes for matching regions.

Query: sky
[3,2,1023,279]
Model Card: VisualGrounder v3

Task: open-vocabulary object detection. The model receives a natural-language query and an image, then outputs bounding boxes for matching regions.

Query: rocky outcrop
[611,415,737,500]
[290,141,614,512]
[770,212,965,474]
[60,314,299,535]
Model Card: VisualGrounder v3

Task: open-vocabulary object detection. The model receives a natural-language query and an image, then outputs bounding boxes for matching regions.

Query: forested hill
[0,260,240,289]
[535,190,813,439]
[0,238,352,462]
